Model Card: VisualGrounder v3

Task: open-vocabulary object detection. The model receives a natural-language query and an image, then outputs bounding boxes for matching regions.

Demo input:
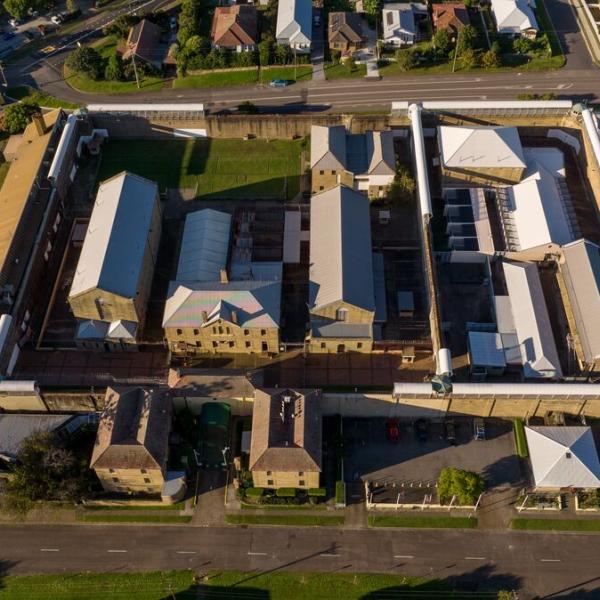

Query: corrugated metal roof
[276,0,312,43]
[468,331,507,368]
[503,261,562,379]
[310,125,346,170]
[176,209,231,282]
[311,321,373,338]
[0,414,72,459]
[491,0,538,33]
[69,172,158,300]
[451,382,600,397]
[309,186,375,312]
[526,426,600,488]
[438,125,526,169]
[561,239,600,364]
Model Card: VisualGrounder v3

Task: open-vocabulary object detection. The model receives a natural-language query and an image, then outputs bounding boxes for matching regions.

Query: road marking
[394,555,414,559]
[247,551,267,556]
[40,548,59,552]
[465,557,486,561]
[320,553,340,557]
[176,551,197,555]
[540,558,561,562]
[107,549,127,553]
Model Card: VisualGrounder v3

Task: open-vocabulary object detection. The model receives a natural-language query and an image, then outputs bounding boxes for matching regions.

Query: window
[212,341,218,348]
[267,480,274,486]
[262,341,268,352]
[319,170,324,175]
[143,478,151,484]
[319,186,324,191]
[108,468,115,473]
[228,341,234,348]
[245,341,251,348]
[218,326,224,334]
[357,342,362,349]
[331,170,337,175]
[212,326,217,334]
[112,477,119,483]
[193,328,199,336]
[260,329,266,336]
[321,342,326,349]
[336,308,347,321]
[176,328,182,335]
[267,471,272,476]
[140,469,147,474]
[244,329,250,336]
[299,480,305,486]
[299,471,304,476]
[226,327,230,334]
[196,341,201,347]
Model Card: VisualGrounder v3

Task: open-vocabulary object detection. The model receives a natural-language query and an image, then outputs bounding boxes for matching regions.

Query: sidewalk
[571,0,600,65]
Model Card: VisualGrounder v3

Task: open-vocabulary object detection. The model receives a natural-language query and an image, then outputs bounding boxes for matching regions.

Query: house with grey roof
[249,388,322,489]
[310,125,396,198]
[308,185,376,353]
[381,3,428,47]
[68,172,162,345]
[276,0,312,52]
[91,386,172,495]
[560,239,600,372]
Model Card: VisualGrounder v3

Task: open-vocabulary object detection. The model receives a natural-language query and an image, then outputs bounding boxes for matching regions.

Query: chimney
[219,268,228,284]
[201,310,208,323]
[231,310,237,325]
[32,113,47,137]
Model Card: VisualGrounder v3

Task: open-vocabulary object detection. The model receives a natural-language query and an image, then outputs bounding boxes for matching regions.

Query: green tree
[460,47,478,69]
[66,46,104,80]
[513,37,532,54]
[481,48,500,68]
[395,49,417,71]
[103,14,138,38]
[456,24,477,55]
[344,56,357,73]
[177,0,201,45]
[432,29,450,57]
[3,0,29,19]
[1,101,39,134]
[389,165,415,203]
[104,50,124,81]
[275,43,290,65]
[437,467,485,506]
[259,39,273,66]
[362,0,379,14]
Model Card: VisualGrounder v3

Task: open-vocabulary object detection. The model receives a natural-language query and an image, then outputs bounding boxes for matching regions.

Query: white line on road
[465,557,486,561]
[176,551,197,555]
[247,552,267,556]
[107,549,128,553]
[320,553,340,557]
[40,548,59,552]
[394,555,415,559]
[540,559,561,562]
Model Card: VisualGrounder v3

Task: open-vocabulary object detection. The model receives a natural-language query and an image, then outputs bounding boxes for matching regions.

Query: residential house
[211,5,258,52]
[432,3,470,37]
[381,3,428,47]
[276,0,312,52]
[90,386,172,495]
[308,186,376,353]
[122,19,164,69]
[68,172,162,343]
[559,239,600,373]
[310,125,396,198]
[491,0,538,38]
[249,388,322,489]
[438,125,526,185]
[328,12,365,54]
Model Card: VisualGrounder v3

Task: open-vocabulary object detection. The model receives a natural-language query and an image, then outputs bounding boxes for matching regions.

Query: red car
[386,419,400,443]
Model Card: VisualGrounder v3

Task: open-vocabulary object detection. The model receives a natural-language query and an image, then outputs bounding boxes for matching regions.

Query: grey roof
[276,0,312,43]
[176,209,231,282]
[69,172,158,300]
[561,239,600,364]
[468,331,507,368]
[76,319,137,341]
[310,125,347,171]
[163,280,282,329]
[249,389,322,473]
[169,367,260,398]
[311,321,373,338]
[90,387,172,471]
[0,414,72,460]
[309,186,375,312]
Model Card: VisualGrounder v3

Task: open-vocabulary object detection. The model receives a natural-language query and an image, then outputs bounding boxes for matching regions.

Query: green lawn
[513,419,529,458]
[369,515,478,529]
[82,501,185,511]
[76,513,192,523]
[97,138,305,200]
[173,69,259,89]
[511,518,600,531]
[226,514,344,526]
[6,85,80,109]
[259,65,313,83]
[0,571,194,600]
[241,502,326,510]
[0,570,464,600]
[324,62,367,80]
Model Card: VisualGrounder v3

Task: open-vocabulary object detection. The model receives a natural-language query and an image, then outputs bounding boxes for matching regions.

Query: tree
[103,14,138,39]
[66,46,104,80]
[395,49,417,71]
[3,0,30,19]
[362,0,379,14]
[513,37,532,54]
[481,48,500,68]
[275,43,290,65]
[5,432,94,511]
[66,0,75,12]
[177,0,201,45]
[460,47,478,69]
[389,165,415,203]
[2,102,39,134]
[259,39,273,66]
[104,50,124,81]
[437,467,485,506]
[344,56,356,73]
[456,24,477,55]
[432,29,450,57]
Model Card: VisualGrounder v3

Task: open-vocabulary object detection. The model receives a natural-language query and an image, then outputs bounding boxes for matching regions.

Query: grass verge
[511,518,600,531]
[258,65,312,83]
[513,419,529,458]
[240,502,325,510]
[226,514,344,526]
[173,69,258,89]
[324,62,367,80]
[76,513,192,523]
[82,501,185,511]
[369,515,478,529]
[6,85,81,109]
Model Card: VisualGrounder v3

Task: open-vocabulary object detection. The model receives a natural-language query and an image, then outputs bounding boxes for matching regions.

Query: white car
[8,18,20,28]
[50,14,63,25]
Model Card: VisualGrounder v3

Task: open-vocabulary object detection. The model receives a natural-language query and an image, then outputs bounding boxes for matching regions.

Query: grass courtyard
[97,138,306,200]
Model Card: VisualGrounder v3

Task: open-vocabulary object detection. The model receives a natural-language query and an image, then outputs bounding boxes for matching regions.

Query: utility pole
[132,54,140,89]
[452,29,460,73]
[0,61,6,87]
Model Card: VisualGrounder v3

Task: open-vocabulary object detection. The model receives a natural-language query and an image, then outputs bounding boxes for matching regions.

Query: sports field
[97,138,306,200]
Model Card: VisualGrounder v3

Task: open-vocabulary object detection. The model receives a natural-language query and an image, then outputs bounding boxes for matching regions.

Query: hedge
[246,487,264,498]
[335,481,345,505]
[276,488,297,498]
[308,487,326,497]
[513,419,529,458]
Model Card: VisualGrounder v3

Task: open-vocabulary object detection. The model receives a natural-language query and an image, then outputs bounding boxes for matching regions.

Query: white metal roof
[87,103,205,113]
[502,261,562,379]
[491,0,538,34]
[176,209,231,282]
[276,0,312,43]
[309,186,375,313]
[582,109,600,171]
[69,172,158,300]
[408,104,433,219]
[468,331,507,368]
[383,4,416,40]
[107,320,137,340]
[422,101,572,110]
[526,426,600,489]
[438,125,526,169]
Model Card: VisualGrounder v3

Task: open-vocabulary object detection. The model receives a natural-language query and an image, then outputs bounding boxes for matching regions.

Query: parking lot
[344,417,523,502]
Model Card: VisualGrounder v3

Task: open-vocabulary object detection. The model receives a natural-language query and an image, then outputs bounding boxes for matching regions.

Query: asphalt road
[1,524,600,598]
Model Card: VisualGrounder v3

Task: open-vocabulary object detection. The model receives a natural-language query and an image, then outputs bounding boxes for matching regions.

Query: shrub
[438,467,485,506]
[1,101,39,134]
[308,487,326,497]
[335,481,345,505]
[395,49,417,71]
[513,419,528,458]
[276,487,297,498]
[66,47,104,80]
[246,487,264,498]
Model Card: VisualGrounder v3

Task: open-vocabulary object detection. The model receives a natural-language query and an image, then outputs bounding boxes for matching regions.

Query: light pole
[0,61,7,87]
[221,445,230,467]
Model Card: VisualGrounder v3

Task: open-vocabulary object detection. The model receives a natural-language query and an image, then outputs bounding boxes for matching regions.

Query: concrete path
[192,470,227,526]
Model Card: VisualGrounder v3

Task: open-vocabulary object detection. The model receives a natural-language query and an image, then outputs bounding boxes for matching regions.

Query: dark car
[2,31,15,40]
[444,419,457,445]
[414,418,428,442]
[386,419,400,444]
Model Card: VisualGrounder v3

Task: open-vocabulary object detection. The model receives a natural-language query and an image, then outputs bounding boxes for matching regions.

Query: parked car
[474,418,486,441]
[444,419,456,445]
[8,18,20,28]
[269,79,291,87]
[2,31,15,40]
[414,418,428,443]
[50,14,63,24]
[386,419,400,444]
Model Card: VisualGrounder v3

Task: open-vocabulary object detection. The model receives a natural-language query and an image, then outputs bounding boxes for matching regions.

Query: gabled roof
[107,320,137,340]
[122,19,161,64]
[309,186,375,312]
[526,426,600,488]
[382,3,417,40]
[328,11,364,44]
[310,125,347,170]
[69,172,158,301]
[438,125,526,169]
[365,130,396,175]
[491,0,538,33]
[432,3,470,30]
[561,239,600,364]
[76,319,109,340]
[502,260,562,379]
[163,280,282,329]
[211,5,258,47]
[276,0,312,44]
[90,387,172,471]
[249,389,322,473]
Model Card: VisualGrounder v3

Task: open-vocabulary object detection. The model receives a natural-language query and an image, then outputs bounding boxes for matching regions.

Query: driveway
[311,7,325,80]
